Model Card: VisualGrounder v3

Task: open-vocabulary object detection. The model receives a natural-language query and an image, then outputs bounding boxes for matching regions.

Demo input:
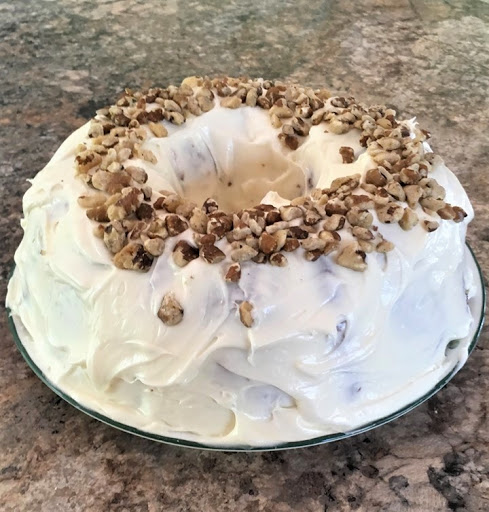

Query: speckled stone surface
[1,1,488,510]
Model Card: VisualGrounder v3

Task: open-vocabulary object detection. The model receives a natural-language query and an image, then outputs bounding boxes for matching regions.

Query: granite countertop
[1,1,488,510]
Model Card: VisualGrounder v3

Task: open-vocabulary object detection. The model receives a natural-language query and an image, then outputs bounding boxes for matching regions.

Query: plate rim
[6,244,486,452]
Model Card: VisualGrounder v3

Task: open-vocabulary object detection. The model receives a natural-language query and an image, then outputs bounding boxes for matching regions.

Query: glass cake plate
[7,245,486,452]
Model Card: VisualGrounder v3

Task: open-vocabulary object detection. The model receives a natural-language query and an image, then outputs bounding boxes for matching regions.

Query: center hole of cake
[180,149,307,212]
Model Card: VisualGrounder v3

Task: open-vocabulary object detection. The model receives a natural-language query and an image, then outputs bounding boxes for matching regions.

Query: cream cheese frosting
[6,82,476,446]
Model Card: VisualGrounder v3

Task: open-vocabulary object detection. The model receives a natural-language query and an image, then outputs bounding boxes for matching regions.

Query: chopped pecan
[248,218,264,236]
[336,242,367,271]
[221,96,242,109]
[257,96,271,109]
[232,221,252,240]
[88,122,104,138]
[200,244,226,264]
[107,187,142,221]
[377,137,401,150]
[420,198,446,212]
[78,193,107,209]
[339,146,355,163]
[283,238,300,252]
[365,168,387,187]
[252,252,267,264]
[304,209,322,226]
[278,133,299,150]
[287,226,309,239]
[419,178,446,200]
[301,237,326,251]
[322,214,345,231]
[376,239,395,253]
[259,232,278,254]
[172,240,199,267]
[144,237,165,256]
[114,243,153,271]
[207,216,232,239]
[305,249,322,261]
[399,167,420,185]
[270,105,293,118]
[355,235,374,252]
[239,301,254,328]
[329,174,361,193]
[376,203,404,224]
[104,224,127,253]
[189,208,209,234]
[265,210,281,225]
[76,150,103,173]
[399,208,419,230]
[291,117,310,136]
[423,220,439,232]
[163,99,182,112]
[107,161,123,173]
[230,242,258,262]
[245,235,259,250]
[352,226,374,240]
[197,95,214,112]
[245,88,258,107]
[163,194,182,213]
[437,204,456,220]
[203,198,219,214]
[404,185,423,208]
[345,194,374,210]
[125,166,148,184]
[166,111,185,125]
[346,208,373,228]
[91,170,132,194]
[279,205,303,221]
[136,203,154,220]
[158,293,184,326]
[385,181,406,202]
[194,233,217,247]
[327,118,350,134]
[166,215,189,236]
[225,263,241,282]
[452,206,467,223]
[175,200,198,219]
[310,108,326,125]
[270,253,288,267]
[141,185,152,201]
[86,205,109,222]
[272,229,288,251]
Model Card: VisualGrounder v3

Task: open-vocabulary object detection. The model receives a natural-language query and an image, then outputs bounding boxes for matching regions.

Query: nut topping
[231,243,258,262]
[225,263,241,282]
[239,301,254,328]
[200,244,226,264]
[376,203,404,224]
[339,146,355,164]
[158,293,184,326]
[166,215,189,236]
[399,208,419,231]
[172,240,199,267]
[336,242,367,272]
[114,243,153,271]
[258,232,278,254]
[73,77,470,325]
[269,253,288,267]
[279,205,303,221]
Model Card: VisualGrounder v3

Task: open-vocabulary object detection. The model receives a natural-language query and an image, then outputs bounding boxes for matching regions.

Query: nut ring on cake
[6,76,480,447]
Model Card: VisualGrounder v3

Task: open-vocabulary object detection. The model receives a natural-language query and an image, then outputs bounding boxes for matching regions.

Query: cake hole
[181,144,306,212]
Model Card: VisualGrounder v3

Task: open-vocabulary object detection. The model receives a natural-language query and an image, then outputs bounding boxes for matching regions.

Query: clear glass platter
[6,245,485,451]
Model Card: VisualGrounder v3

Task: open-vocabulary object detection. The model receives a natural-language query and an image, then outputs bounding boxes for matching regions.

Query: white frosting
[6,101,476,446]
